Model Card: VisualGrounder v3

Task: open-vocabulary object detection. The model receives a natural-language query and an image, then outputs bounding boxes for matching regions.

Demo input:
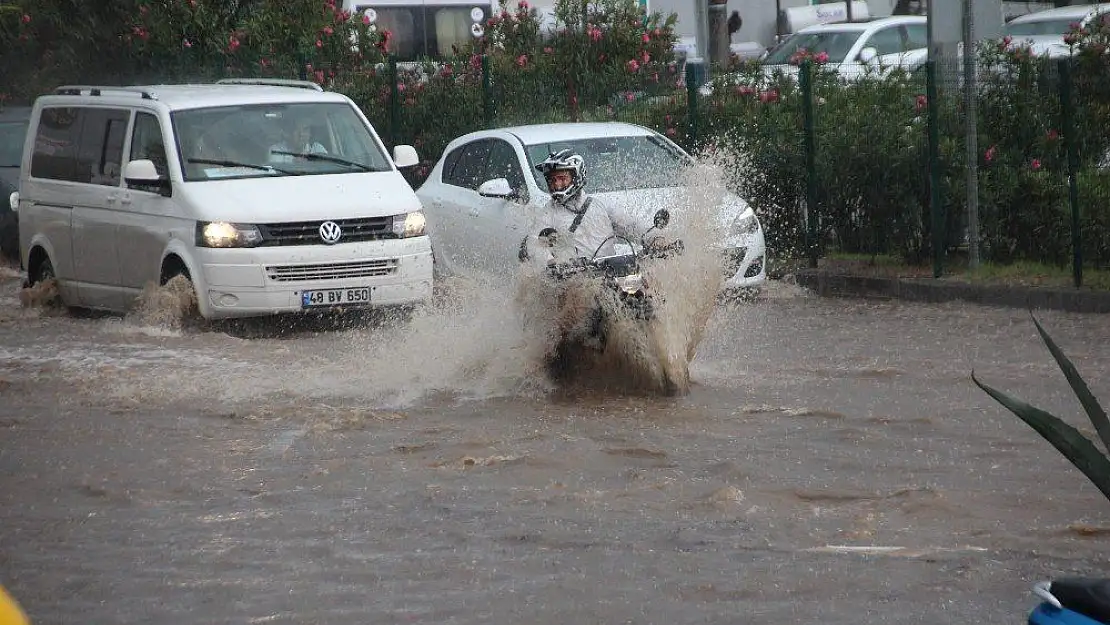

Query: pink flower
[363,14,371,25]
[588,25,602,41]
[316,39,323,48]
[664,114,672,123]
[397,82,405,92]
[315,69,325,83]
[815,51,829,63]
[470,54,482,70]
[1046,129,1059,141]
[1002,35,1013,48]
[259,57,270,67]
[440,64,454,78]
[20,13,31,23]
[228,36,240,53]
[642,33,650,43]
[188,0,196,7]
[624,91,634,102]
[627,59,640,72]
[518,0,529,8]
[516,54,528,67]
[737,85,755,96]
[666,127,676,137]
[984,145,996,162]
[323,26,333,35]
[759,89,779,103]
[183,38,192,48]
[1031,158,1042,170]
[915,94,927,112]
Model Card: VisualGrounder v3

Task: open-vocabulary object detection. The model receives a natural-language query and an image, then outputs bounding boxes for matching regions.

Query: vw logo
[319,221,343,244]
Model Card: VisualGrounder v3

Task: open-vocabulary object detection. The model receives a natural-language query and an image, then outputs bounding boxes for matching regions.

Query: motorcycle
[1029,578,1110,625]
[522,208,687,394]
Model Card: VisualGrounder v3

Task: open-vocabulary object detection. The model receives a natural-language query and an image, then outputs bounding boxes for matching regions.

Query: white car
[416,122,766,291]
[1002,4,1110,59]
[700,16,928,95]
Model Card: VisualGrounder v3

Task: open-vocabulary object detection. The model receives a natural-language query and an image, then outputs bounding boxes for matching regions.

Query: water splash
[124,276,198,331]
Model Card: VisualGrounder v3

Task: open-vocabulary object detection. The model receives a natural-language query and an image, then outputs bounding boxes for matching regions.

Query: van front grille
[258,217,396,246]
[266,259,399,282]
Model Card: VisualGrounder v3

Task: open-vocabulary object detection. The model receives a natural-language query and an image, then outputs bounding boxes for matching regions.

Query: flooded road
[1,270,1108,625]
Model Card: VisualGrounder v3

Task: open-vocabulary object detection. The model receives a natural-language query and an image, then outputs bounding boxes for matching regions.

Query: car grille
[258,217,396,246]
[723,247,747,276]
[266,259,399,282]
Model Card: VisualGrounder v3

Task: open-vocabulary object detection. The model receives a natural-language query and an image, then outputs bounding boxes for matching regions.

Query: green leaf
[1031,313,1110,454]
[972,371,1110,502]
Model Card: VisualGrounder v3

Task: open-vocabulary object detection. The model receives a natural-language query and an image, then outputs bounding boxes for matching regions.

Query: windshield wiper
[269,150,376,172]
[187,158,290,174]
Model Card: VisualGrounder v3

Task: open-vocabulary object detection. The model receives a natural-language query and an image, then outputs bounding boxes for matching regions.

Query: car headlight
[730,214,760,236]
[392,211,426,238]
[196,221,263,248]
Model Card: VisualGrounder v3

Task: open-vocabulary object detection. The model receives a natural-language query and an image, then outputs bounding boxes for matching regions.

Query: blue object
[1030,602,1107,625]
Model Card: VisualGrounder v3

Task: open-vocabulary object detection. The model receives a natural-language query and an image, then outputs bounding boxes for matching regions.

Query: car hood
[1008,35,1073,58]
[181,171,421,223]
[591,185,755,236]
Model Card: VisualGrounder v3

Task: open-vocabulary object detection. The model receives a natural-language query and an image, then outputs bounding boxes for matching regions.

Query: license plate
[301,287,371,308]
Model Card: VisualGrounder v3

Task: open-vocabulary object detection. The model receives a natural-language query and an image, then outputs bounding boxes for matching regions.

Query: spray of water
[125,276,199,330]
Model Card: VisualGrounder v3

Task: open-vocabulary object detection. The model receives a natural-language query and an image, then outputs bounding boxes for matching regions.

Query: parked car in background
[700,16,928,95]
[416,121,767,293]
[0,106,31,262]
[14,79,431,319]
[1002,3,1110,59]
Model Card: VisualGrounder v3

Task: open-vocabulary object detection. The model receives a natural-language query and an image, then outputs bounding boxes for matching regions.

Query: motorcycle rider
[519,148,642,266]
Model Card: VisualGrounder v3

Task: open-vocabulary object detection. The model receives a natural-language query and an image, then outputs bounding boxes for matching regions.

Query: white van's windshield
[172,102,393,181]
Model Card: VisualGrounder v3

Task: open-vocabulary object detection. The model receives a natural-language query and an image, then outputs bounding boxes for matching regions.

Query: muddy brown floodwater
[0,265,1108,625]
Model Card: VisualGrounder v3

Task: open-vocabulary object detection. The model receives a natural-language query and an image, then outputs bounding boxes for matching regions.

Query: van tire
[22,252,64,310]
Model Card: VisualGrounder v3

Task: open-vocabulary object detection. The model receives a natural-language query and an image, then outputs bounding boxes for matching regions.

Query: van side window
[76,108,130,186]
[130,112,168,178]
[31,107,81,182]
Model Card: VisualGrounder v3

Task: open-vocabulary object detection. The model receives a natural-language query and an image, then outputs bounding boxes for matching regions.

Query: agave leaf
[1031,314,1110,454]
[972,371,1110,502]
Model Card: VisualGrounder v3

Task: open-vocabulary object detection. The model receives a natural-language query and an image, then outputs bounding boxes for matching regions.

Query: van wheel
[21,255,64,310]
[144,262,201,329]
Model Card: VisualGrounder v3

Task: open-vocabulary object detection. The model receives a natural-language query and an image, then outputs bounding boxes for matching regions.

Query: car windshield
[0,121,28,167]
[1003,18,1082,37]
[524,135,691,193]
[763,30,862,65]
[172,102,392,181]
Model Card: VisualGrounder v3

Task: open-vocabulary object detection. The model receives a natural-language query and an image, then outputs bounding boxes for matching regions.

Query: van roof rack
[54,85,158,99]
[215,78,324,92]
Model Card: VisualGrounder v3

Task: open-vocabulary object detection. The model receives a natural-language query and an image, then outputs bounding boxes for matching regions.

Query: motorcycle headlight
[614,274,645,294]
[196,221,263,248]
[392,211,427,238]
[730,214,760,236]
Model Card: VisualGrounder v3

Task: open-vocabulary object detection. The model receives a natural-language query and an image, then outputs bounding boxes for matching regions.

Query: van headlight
[730,214,760,236]
[392,211,426,238]
[196,221,263,248]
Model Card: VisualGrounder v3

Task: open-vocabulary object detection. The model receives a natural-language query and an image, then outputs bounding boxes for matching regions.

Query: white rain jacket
[519,192,643,266]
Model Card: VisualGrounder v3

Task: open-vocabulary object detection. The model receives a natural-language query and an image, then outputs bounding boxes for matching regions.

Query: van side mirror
[124,159,171,197]
[8,192,17,212]
[859,47,879,64]
[393,145,419,168]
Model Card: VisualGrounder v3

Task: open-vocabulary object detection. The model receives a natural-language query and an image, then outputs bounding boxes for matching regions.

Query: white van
[10,79,433,319]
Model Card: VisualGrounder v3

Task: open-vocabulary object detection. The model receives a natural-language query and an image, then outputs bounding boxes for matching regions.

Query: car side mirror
[653,208,671,229]
[393,144,419,168]
[124,159,172,197]
[478,177,514,199]
[8,191,17,212]
[859,46,879,64]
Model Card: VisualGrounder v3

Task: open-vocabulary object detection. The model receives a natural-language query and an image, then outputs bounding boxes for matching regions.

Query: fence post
[298,52,308,81]
[926,59,944,278]
[1058,58,1082,288]
[685,63,698,148]
[389,56,400,147]
[481,54,494,128]
[799,60,818,269]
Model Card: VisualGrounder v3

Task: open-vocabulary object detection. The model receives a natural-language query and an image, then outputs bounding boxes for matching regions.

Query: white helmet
[535,148,586,204]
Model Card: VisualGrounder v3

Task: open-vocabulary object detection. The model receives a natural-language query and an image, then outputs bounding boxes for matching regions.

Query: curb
[794,270,1110,314]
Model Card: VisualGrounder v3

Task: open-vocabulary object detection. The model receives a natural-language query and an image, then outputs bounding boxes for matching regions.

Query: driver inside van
[269,117,327,163]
